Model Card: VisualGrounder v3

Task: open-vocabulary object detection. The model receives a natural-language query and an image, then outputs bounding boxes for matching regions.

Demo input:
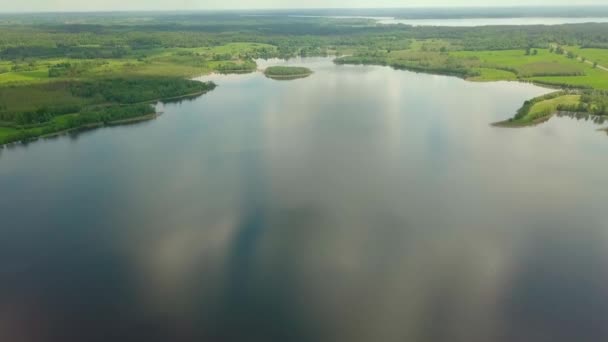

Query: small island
[264,66,313,80]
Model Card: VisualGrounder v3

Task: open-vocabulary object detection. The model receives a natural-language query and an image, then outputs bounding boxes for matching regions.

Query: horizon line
[2,5,608,15]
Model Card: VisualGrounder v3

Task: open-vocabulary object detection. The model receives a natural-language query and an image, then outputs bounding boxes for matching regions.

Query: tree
[532,49,538,55]
[525,47,531,55]
[594,61,599,68]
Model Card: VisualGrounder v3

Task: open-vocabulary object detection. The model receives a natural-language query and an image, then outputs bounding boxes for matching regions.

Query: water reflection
[556,111,607,125]
[1,58,608,341]
[377,17,608,26]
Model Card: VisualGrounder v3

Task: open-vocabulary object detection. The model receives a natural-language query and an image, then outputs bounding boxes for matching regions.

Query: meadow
[496,94,582,126]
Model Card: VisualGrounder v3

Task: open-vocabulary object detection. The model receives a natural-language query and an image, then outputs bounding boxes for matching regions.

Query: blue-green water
[1,58,607,342]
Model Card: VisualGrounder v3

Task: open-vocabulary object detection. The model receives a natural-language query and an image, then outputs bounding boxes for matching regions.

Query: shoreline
[0,86,215,148]
[492,110,603,128]
[1,114,159,148]
[333,58,602,127]
[2,56,604,147]
[264,66,313,80]
[265,73,313,80]
[492,114,554,128]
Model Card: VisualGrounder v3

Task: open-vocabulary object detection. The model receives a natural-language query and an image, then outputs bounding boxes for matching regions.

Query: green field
[452,49,595,78]
[469,68,518,81]
[496,94,582,126]
[565,46,608,67]
[531,67,608,89]
[338,46,608,86]
[526,95,581,121]
[0,83,91,113]
[0,126,17,140]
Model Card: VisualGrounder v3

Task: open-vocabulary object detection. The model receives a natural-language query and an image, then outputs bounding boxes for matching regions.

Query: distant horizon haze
[2,2,608,13]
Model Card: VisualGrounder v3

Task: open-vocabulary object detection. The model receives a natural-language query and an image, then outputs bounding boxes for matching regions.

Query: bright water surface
[1,58,608,342]
[376,17,608,26]
[288,15,608,26]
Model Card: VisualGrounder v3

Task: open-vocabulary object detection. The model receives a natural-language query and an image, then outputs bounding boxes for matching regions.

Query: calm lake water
[1,58,608,342]
[288,15,608,26]
[376,17,608,26]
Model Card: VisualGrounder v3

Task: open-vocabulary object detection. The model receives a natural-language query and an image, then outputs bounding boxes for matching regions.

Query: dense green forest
[2,15,608,60]
[1,13,608,144]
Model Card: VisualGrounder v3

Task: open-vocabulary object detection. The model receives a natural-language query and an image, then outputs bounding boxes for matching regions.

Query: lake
[377,17,608,26]
[287,15,608,26]
[1,57,608,342]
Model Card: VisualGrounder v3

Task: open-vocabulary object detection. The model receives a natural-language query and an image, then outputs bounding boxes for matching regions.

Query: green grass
[0,113,87,144]
[206,42,277,55]
[564,46,608,67]
[448,48,608,88]
[0,126,18,139]
[452,49,586,75]
[531,67,608,89]
[342,46,605,85]
[0,83,91,113]
[0,70,49,84]
[119,60,213,78]
[528,95,581,120]
[500,94,582,126]
[408,39,457,51]
[387,49,448,63]
[517,62,584,77]
[469,68,518,81]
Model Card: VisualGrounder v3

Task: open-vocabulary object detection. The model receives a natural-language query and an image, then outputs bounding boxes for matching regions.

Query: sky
[2,0,606,12]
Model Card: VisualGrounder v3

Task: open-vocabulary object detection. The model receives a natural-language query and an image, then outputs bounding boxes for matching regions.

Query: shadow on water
[501,225,608,342]
[555,112,607,126]
[0,221,142,342]
[160,93,207,105]
[203,151,318,342]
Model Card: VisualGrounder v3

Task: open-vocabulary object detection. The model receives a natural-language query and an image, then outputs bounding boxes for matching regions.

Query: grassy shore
[0,79,216,145]
[334,41,608,126]
[494,94,581,127]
